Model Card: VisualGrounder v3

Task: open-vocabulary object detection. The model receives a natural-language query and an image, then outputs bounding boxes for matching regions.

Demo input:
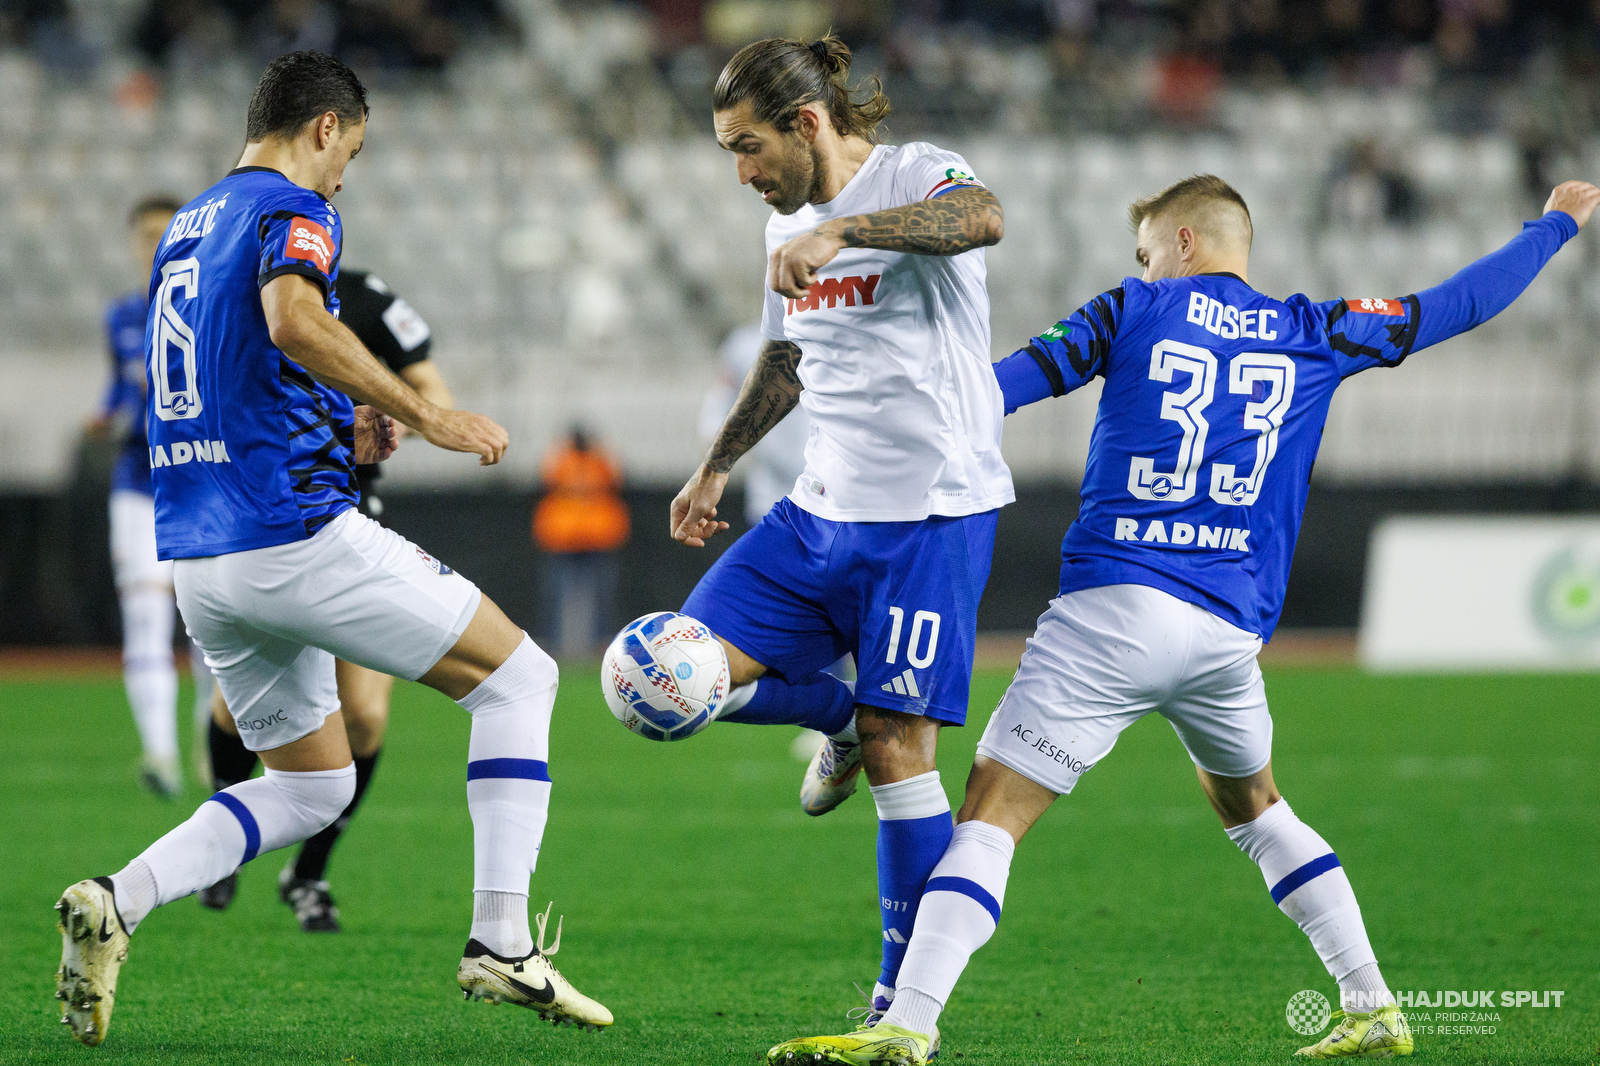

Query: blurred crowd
[632,0,1600,83]
[610,1,1600,134]
[0,0,518,71]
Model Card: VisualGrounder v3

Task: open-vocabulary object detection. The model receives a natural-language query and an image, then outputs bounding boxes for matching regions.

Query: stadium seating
[1,2,1597,490]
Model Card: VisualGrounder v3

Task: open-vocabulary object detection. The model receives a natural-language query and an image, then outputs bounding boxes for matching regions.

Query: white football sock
[110,764,355,932]
[459,636,556,896]
[471,890,533,957]
[1339,962,1396,1012]
[882,819,1015,1036]
[119,585,178,761]
[1226,798,1384,1004]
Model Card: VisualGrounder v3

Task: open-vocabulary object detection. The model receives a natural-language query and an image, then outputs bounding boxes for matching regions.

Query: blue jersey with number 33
[145,166,357,560]
[996,211,1578,639]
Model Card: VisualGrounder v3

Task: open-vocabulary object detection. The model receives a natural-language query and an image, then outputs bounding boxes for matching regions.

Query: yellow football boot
[767,1022,936,1066]
[1296,1004,1414,1058]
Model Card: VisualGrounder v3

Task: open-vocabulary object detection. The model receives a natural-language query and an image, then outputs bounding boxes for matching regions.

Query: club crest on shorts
[415,546,453,575]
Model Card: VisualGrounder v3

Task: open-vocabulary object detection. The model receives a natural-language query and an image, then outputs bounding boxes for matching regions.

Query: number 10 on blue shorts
[681,498,998,726]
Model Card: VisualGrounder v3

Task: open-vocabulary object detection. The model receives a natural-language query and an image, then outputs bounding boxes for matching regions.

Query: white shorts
[175,508,482,752]
[109,490,174,590]
[975,584,1271,795]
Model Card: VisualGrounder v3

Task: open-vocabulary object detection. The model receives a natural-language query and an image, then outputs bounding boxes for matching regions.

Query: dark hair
[713,34,890,143]
[245,51,369,143]
[1128,174,1253,246]
[129,193,184,224]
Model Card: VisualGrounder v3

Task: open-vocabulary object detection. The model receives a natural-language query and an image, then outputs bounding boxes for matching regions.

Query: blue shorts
[681,498,998,725]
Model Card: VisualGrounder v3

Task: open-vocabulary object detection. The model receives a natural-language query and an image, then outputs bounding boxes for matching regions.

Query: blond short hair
[1128,175,1253,250]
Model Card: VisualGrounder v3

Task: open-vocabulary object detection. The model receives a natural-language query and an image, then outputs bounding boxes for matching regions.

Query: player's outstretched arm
[261,274,507,466]
[1406,181,1599,353]
[768,187,1004,298]
[670,338,803,546]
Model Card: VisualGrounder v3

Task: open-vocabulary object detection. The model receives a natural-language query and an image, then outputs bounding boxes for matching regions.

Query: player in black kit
[201,270,455,931]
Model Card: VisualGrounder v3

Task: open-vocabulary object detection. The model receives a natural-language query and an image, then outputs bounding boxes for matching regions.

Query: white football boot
[457,903,613,1029]
[54,878,131,1047]
[801,733,864,816]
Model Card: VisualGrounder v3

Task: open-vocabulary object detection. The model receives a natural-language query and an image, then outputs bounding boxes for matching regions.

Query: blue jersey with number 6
[994,212,1578,638]
[145,166,357,560]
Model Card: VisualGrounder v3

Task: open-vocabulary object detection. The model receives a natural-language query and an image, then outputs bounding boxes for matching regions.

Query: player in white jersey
[657,35,1012,1026]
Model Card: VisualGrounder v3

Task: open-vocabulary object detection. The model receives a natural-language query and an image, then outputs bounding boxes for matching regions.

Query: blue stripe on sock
[466,758,550,782]
[1270,852,1341,904]
[925,875,1001,925]
[208,791,260,864]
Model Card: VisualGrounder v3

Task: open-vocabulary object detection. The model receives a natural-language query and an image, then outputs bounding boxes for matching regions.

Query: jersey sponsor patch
[285,217,335,274]
[1346,297,1404,316]
[927,167,985,198]
[785,274,880,315]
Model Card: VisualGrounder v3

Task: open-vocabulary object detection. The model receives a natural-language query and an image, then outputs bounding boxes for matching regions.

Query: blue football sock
[871,771,954,990]
[718,672,856,735]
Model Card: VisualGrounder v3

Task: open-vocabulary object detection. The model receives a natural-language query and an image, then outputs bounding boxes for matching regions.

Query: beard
[763,139,828,215]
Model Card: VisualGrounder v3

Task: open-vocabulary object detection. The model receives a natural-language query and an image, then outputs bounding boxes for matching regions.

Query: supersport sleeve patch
[1323,293,1419,377]
[1345,297,1405,316]
[257,205,342,300]
[284,217,335,273]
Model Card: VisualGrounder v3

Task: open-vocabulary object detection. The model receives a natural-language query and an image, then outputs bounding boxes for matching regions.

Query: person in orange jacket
[533,426,630,657]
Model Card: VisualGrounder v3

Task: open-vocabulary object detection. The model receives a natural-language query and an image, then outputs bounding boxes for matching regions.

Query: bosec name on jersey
[1186,291,1280,341]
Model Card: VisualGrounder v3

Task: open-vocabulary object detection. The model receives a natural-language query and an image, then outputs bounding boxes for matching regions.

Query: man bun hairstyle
[1128,174,1253,248]
[245,51,369,143]
[129,193,184,224]
[713,34,890,143]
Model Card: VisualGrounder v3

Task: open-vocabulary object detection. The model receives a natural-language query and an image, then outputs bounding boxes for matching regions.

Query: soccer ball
[601,612,730,741]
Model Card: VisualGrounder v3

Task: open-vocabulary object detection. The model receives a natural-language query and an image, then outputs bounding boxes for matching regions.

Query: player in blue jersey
[767,175,1600,1064]
[89,193,217,797]
[52,52,610,1047]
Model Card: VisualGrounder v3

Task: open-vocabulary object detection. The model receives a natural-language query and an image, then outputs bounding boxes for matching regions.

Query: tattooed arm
[670,339,803,546]
[767,187,1005,298]
[835,187,1005,256]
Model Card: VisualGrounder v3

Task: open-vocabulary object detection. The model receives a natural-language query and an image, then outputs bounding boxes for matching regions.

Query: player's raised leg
[60,682,357,1046]
[1206,767,1411,1058]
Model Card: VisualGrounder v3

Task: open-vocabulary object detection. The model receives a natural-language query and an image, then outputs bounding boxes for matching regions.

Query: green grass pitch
[0,667,1594,1065]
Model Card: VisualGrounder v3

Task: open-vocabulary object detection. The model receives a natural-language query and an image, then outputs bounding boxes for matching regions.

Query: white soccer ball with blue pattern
[601,612,730,741]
